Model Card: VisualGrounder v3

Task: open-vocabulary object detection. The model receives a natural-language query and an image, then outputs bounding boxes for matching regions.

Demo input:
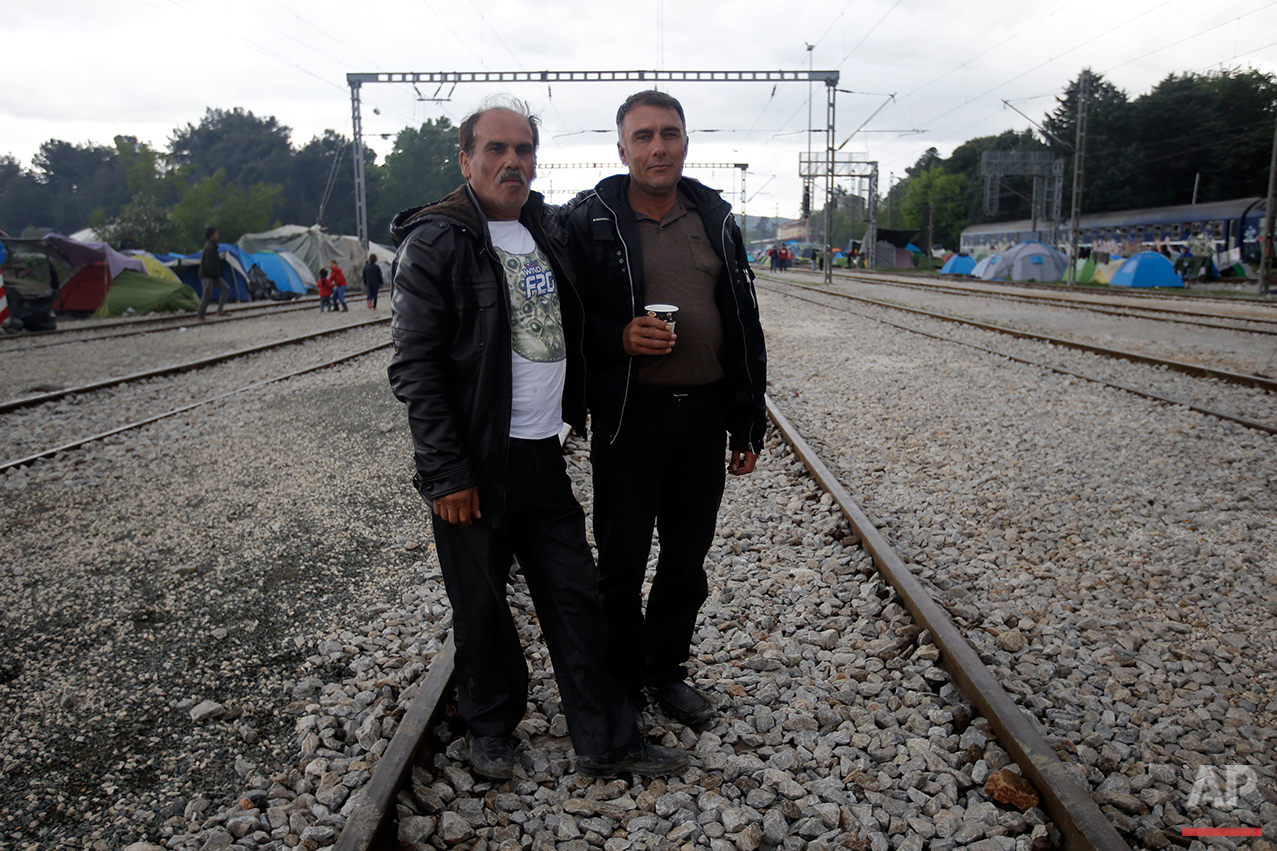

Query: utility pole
[1067,69,1089,286]
[1260,97,1277,295]
[806,44,815,244]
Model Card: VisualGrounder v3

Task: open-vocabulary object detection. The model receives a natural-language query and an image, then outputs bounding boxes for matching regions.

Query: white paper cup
[645,303,678,333]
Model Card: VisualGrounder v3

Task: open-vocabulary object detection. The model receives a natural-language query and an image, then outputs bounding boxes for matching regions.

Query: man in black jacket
[196,226,229,320]
[387,96,686,782]
[564,90,767,727]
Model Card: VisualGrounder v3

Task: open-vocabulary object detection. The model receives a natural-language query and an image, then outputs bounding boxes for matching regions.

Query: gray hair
[458,94,541,155]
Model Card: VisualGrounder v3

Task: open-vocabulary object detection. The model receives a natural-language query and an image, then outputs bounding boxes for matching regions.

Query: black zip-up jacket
[563,175,766,453]
[387,184,587,527]
[199,239,221,279]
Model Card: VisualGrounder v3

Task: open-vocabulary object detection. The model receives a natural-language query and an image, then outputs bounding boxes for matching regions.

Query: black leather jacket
[387,184,587,527]
[563,175,766,453]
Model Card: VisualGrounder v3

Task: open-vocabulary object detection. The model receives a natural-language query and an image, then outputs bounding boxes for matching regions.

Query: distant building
[777,219,808,241]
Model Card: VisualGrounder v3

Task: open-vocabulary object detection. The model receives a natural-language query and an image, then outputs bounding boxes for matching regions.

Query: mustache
[498,168,527,185]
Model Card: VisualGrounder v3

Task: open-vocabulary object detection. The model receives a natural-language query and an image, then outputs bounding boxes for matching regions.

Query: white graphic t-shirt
[488,219,566,440]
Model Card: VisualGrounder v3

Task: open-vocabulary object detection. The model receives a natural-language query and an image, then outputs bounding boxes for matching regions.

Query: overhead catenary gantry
[346,70,840,264]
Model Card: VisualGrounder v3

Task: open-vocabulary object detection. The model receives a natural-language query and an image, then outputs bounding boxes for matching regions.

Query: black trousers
[430,436,639,758]
[591,385,727,696]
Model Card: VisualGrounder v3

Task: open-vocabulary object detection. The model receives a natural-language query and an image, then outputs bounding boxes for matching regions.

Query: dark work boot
[647,680,715,726]
[576,741,689,779]
[468,733,514,781]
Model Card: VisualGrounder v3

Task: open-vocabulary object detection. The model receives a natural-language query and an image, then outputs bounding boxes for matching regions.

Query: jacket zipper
[593,193,636,446]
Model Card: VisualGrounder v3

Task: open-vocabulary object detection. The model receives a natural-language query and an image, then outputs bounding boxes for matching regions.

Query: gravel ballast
[2,296,1275,850]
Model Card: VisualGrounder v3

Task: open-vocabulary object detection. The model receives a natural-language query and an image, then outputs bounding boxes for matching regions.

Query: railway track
[793,270,1277,335]
[0,315,389,415]
[330,399,1131,851]
[0,297,322,353]
[756,278,1277,435]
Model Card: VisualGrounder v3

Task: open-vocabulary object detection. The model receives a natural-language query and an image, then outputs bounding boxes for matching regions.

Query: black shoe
[468,733,514,781]
[576,741,689,779]
[647,680,714,726]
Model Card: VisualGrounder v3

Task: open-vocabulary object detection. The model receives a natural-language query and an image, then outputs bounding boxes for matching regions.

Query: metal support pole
[740,166,748,246]
[349,80,369,250]
[825,80,837,285]
[866,164,878,274]
[1067,70,1089,285]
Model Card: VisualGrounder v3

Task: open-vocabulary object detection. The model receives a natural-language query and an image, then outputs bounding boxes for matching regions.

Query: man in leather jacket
[387,96,686,782]
[564,90,767,727]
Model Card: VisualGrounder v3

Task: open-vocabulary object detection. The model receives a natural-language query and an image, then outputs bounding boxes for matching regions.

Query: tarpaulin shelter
[976,241,1068,282]
[0,233,148,313]
[133,253,181,283]
[939,254,976,275]
[1109,251,1184,288]
[236,224,394,288]
[250,250,310,296]
[91,269,200,317]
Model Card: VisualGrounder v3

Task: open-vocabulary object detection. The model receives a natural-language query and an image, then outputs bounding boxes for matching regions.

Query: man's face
[617,105,688,197]
[460,109,536,221]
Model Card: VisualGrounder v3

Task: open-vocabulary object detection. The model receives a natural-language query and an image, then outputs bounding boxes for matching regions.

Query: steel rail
[825,267,1277,308]
[0,300,323,353]
[760,275,1277,393]
[766,397,1132,851]
[0,341,393,474]
[760,282,1277,435]
[0,296,320,341]
[792,270,1277,335]
[0,316,389,415]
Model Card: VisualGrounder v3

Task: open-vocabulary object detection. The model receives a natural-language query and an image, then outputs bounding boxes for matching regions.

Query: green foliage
[171,169,283,246]
[169,107,293,190]
[373,118,460,241]
[900,167,968,250]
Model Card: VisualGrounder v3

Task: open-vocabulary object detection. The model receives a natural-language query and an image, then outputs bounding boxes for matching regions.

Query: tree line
[0,107,462,254]
[885,68,1275,251]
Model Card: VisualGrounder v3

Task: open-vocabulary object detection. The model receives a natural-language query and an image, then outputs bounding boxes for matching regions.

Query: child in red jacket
[317,268,334,311]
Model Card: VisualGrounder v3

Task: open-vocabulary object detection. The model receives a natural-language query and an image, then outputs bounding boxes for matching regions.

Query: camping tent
[1074,257,1098,284]
[1109,251,1184,288]
[971,255,998,278]
[91,269,200,317]
[251,250,310,296]
[976,241,1068,282]
[1091,258,1125,285]
[167,244,255,304]
[940,254,976,275]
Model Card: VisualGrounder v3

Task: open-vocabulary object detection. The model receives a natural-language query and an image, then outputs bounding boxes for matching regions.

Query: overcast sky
[4,0,1275,222]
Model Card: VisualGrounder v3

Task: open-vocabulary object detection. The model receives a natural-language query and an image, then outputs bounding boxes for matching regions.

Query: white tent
[976,241,1068,282]
[236,225,393,289]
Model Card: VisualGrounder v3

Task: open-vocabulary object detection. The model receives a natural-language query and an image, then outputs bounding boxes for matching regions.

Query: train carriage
[960,197,1267,265]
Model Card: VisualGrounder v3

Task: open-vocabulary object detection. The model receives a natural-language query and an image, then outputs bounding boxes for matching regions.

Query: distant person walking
[363,254,383,309]
[328,261,349,311]
[197,227,230,320]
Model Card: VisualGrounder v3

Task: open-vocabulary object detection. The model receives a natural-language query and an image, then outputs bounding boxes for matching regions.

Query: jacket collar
[594,174,729,220]
[389,183,549,246]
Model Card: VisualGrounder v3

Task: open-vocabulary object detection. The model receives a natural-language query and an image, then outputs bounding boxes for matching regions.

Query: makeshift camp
[1109,251,1184,289]
[976,241,1068,282]
[92,269,200,317]
[236,224,393,287]
[251,250,310,296]
[939,254,976,276]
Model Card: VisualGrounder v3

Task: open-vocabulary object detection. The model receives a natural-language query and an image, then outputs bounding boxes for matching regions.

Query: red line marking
[1181,827,1264,837]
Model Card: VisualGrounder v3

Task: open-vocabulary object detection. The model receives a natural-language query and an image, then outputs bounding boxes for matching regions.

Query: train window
[1212,221,1223,238]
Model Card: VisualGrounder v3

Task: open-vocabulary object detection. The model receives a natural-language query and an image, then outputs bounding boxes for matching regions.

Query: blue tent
[1110,251,1184,289]
[940,254,976,275]
[168,244,254,303]
[251,250,308,295]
